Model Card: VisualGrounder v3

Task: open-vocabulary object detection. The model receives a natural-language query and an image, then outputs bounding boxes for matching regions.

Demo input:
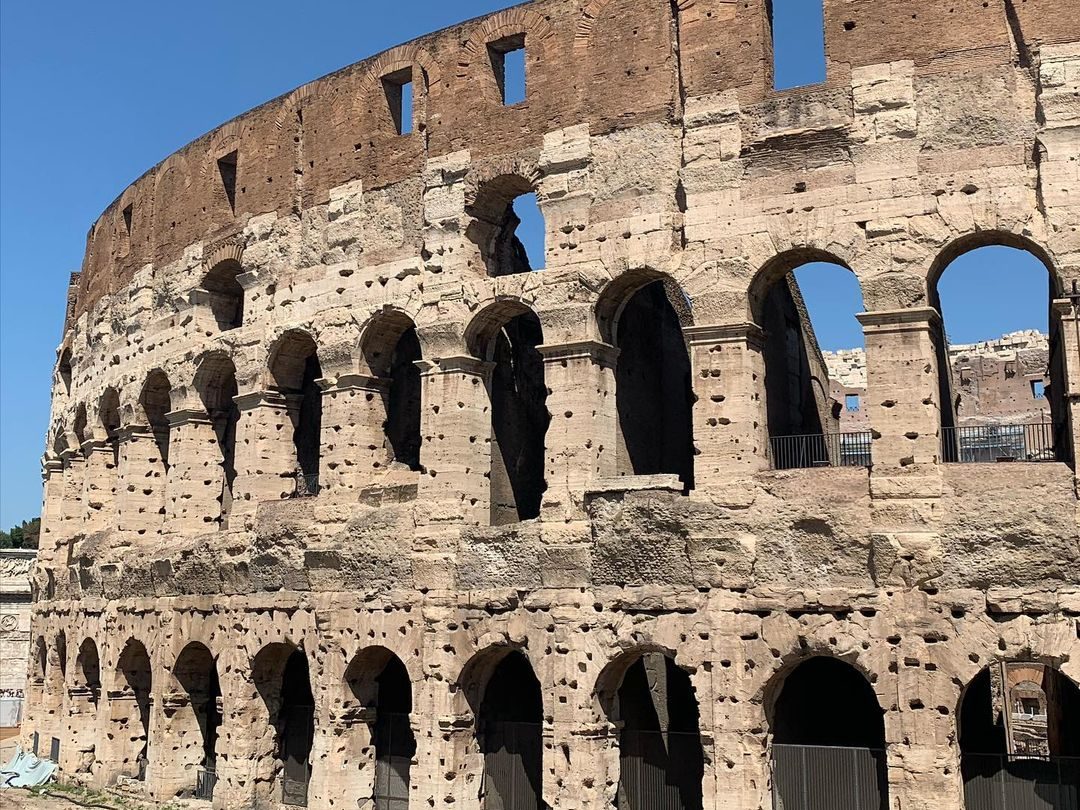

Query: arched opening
[55,632,68,681]
[467,174,545,276]
[100,388,121,467]
[202,260,244,331]
[195,354,240,522]
[598,652,704,810]
[113,639,153,781]
[959,662,1080,809]
[270,331,323,494]
[73,403,88,449]
[140,370,172,470]
[931,239,1067,464]
[76,638,101,705]
[34,636,47,685]
[752,253,866,470]
[601,273,694,488]
[69,637,101,773]
[769,656,888,809]
[359,312,422,472]
[253,645,315,807]
[343,647,416,810]
[172,642,222,799]
[463,648,544,810]
[467,302,549,524]
[58,348,73,395]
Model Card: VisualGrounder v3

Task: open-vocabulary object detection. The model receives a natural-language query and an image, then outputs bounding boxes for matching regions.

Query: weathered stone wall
[25,1,1080,809]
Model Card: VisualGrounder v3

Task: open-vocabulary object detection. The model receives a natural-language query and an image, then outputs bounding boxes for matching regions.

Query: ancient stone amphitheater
[23,1,1080,809]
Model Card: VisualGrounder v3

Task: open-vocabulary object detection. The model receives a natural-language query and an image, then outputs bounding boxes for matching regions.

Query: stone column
[537,340,619,522]
[230,391,298,522]
[857,308,946,467]
[116,425,167,537]
[1051,298,1079,466]
[38,458,66,566]
[318,374,391,497]
[81,438,119,534]
[62,685,101,776]
[164,409,225,534]
[685,323,771,483]
[415,356,494,536]
[60,448,85,555]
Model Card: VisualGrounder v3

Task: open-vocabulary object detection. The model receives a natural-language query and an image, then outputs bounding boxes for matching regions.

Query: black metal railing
[769,432,873,470]
[771,744,888,810]
[962,753,1080,810]
[374,713,413,810]
[290,473,320,499]
[942,422,1060,463]
[480,720,544,810]
[31,731,39,756]
[616,729,705,810]
[49,737,60,764]
[195,766,217,801]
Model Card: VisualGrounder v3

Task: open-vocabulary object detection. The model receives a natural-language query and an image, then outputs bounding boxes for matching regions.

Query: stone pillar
[116,425,167,537]
[60,449,85,556]
[685,323,771,483]
[1051,298,1079,466]
[62,685,101,776]
[82,439,119,533]
[230,391,298,521]
[164,409,225,534]
[318,374,391,497]
[537,340,619,522]
[416,356,494,534]
[38,459,66,566]
[858,308,945,467]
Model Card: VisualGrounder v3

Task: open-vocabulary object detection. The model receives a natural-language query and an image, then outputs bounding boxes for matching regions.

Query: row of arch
[51,231,1072,527]
[32,630,1080,809]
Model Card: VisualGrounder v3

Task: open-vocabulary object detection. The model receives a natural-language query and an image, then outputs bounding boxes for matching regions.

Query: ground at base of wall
[4,783,187,810]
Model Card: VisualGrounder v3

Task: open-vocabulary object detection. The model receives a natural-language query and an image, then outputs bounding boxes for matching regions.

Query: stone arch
[73,403,89,449]
[595,268,695,487]
[57,347,73,396]
[456,6,556,100]
[194,351,240,521]
[75,638,101,702]
[99,387,121,464]
[575,0,696,49]
[269,329,323,483]
[140,370,172,469]
[766,655,889,810]
[927,231,1062,300]
[457,645,544,810]
[110,638,153,781]
[251,643,315,806]
[163,641,222,798]
[465,169,544,277]
[594,648,704,810]
[200,243,245,331]
[466,299,549,525]
[357,309,423,472]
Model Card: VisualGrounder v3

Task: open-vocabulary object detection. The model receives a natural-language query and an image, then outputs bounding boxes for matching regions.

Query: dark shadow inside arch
[100,389,121,468]
[770,657,888,810]
[609,653,704,810]
[174,643,221,792]
[959,663,1080,809]
[115,640,153,781]
[467,174,544,277]
[76,638,101,705]
[346,648,416,809]
[141,371,172,471]
[202,260,244,331]
[58,348,73,395]
[254,646,315,806]
[271,332,323,487]
[613,279,694,489]
[195,355,240,522]
[387,328,422,471]
[932,241,1069,465]
[475,650,544,810]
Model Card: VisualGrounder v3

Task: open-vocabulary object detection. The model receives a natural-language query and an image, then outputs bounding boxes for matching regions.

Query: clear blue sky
[0,0,1051,527]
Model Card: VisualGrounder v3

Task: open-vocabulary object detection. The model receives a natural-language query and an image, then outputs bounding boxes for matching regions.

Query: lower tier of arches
[23,585,1080,810]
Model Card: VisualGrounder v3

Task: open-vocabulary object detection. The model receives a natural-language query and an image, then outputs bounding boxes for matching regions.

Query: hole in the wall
[122,204,133,235]
[768,0,827,90]
[489,34,526,105]
[217,151,238,212]
[382,68,414,135]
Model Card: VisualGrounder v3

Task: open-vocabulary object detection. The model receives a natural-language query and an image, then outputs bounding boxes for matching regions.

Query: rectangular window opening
[382,69,414,135]
[489,35,526,105]
[122,204,133,235]
[217,151,238,212]
[768,0,827,91]
[1031,379,1046,399]
[845,393,861,412]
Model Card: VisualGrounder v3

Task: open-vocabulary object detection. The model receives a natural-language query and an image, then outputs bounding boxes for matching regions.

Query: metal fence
[941,422,1059,463]
[49,737,60,764]
[374,713,413,810]
[771,744,888,810]
[291,473,320,499]
[195,766,217,801]
[769,432,873,470]
[480,720,544,810]
[616,729,705,810]
[962,753,1080,810]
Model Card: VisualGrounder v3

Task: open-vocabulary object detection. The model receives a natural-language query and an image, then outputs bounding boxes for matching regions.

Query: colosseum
[22,1,1080,809]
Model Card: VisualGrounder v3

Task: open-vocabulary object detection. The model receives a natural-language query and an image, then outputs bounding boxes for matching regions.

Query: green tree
[0,518,40,549]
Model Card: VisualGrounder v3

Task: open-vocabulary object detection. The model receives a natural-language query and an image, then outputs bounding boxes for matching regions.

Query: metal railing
[771,744,888,810]
[962,753,1080,810]
[31,731,39,756]
[942,422,1060,463]
[374,713,413,810]
[616,729,705,810]
[195,766,217,801]
[769,432,873,470]
[290,473,320,499]
[480,720,544,810]
[49,737,60,764]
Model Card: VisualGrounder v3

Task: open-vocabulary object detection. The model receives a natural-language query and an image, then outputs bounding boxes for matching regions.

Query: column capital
[537,339,619,367]
[317,373,388,394]
[416,355,495,377]
[166,407,212,427]
[857,307,941,331]
[115,423,153,443]
[80,438,114,455]
[233,389,292,411]
[42,458,64,477]
[683,322,765,346]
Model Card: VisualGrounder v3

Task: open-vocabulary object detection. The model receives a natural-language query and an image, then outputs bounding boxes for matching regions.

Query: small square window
[845,394,860,412]
[1031,379,1046,399]
[489,35,526,105]
[1019,697,1041,716]
[382,68,414,135]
